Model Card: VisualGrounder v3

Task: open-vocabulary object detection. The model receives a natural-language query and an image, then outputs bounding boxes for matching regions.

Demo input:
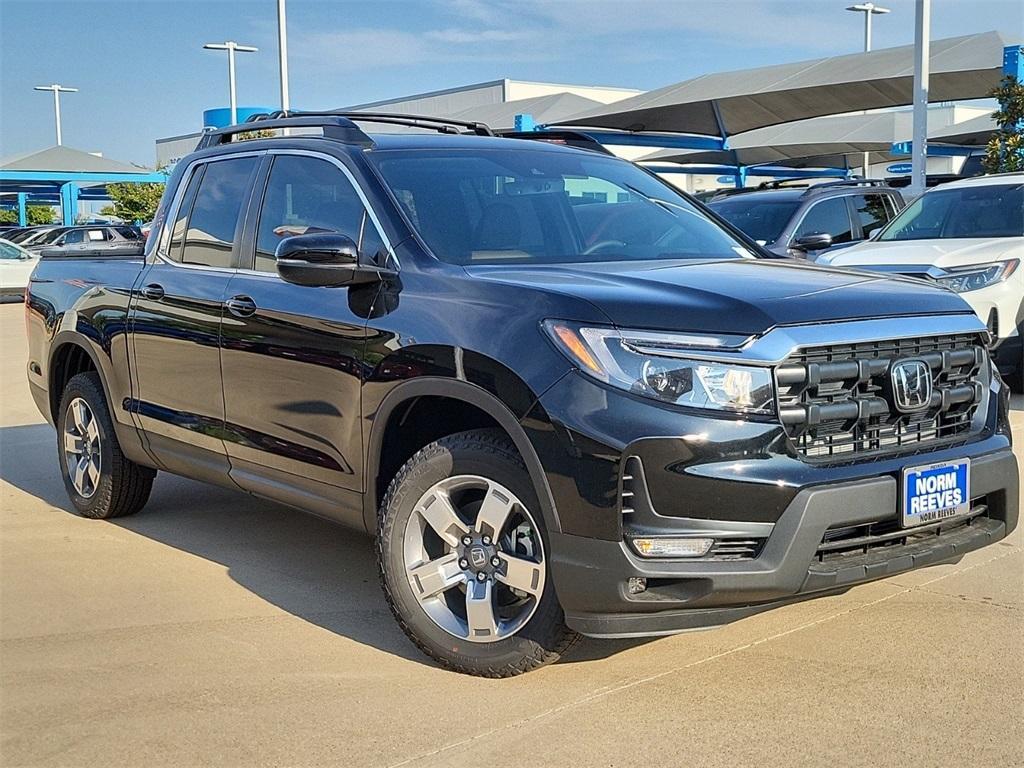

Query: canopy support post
[60,182,78,226]
[17,193,27,227]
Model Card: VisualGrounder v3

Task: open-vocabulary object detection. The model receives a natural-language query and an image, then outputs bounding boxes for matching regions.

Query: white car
[821,173,1024,389]
[0,238,39,299]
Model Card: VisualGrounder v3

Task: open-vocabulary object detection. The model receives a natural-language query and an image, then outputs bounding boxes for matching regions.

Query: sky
[1,0,1021,167]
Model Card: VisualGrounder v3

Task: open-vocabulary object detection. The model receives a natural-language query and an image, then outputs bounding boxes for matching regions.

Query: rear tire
[56,371,155,519]
[377,429,578,677]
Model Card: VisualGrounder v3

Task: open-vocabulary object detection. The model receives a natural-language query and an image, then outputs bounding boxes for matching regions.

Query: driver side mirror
[791,232,833,252]
[275,232,385,287]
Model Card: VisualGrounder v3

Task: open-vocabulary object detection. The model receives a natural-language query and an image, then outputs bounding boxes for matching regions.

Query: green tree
[0,205,56,225]
[105,182,166,223]
[983,75,1024,174]
[27,205,56,225]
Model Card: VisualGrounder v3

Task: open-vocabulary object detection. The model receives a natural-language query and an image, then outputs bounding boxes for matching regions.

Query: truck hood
[822,237,1024,269]
[465,258,971,336]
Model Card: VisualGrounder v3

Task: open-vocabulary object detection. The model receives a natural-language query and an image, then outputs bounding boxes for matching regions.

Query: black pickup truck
[25,113,1018,677]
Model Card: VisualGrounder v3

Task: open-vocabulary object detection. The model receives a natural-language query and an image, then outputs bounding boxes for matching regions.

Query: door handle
[140,283,165,300]
[226,295,257,318]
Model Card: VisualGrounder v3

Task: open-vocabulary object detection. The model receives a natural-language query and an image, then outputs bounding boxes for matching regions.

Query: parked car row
[0,224,144,298]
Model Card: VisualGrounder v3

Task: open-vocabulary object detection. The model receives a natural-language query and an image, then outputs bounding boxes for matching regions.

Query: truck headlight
[936,260,1018,293]
[543,321,774,414]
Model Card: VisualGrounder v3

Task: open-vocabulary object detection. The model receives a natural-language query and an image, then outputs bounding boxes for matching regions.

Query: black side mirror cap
[791,232,834,252]
[275,232,387,287]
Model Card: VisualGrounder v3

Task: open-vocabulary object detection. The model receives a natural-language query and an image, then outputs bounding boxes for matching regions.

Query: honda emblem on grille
[890,359,932,413]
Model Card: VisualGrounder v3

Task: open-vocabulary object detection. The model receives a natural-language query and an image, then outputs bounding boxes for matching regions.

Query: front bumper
[551,449,1017,637]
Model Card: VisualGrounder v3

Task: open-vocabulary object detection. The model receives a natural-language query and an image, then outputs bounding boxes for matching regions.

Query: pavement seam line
[386,546,1020,768]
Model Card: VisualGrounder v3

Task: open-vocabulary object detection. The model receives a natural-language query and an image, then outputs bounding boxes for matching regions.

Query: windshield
[708,197,801,244]
[878,183,1023,241]
[32,228,67,245]
[0,240,26,259]
[369,148,751,265]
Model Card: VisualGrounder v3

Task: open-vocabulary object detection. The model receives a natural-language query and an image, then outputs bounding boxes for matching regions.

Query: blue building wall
[203,106,274,129]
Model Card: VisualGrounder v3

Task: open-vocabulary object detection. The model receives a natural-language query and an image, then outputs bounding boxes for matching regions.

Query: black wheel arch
[47,332,155,470]
[363,377,562,537]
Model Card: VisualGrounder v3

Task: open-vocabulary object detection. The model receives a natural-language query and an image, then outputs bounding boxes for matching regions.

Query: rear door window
[180,157,258,268]
[851,194,892,239]
[62,230,86,245]
[792,197,853,244]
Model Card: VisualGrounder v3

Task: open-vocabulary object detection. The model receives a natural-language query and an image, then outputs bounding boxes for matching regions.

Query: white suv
[821,173,1024,389]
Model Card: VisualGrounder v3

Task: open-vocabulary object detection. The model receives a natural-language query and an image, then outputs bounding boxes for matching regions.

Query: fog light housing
[630,537,715,558]
[627,577,647,594]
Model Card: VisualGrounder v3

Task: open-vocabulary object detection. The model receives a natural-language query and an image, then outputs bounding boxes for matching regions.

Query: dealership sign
[886,163,913,175]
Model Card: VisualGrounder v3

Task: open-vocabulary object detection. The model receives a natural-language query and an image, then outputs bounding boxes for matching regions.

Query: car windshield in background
[0,240,27,259]
[878,183,1024,241]
[369,148,751,265]
[707,197,801,244]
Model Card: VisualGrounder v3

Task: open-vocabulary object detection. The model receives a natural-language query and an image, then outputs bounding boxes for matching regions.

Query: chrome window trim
[642,313,988,367]
[261,148,398,271]
[155,150,263,272]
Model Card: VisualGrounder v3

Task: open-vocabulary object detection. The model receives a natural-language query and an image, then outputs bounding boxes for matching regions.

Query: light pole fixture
[846,3,891,53]
[34,83,78,146]
[203,40,258,125]
[846,3,891,177]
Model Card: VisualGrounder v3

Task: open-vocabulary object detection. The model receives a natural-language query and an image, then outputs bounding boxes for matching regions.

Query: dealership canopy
[639,111,905,168]
[928,112,997,145]
[0,145,165,225]
[447,92,603,131]
[553,31,1012,139]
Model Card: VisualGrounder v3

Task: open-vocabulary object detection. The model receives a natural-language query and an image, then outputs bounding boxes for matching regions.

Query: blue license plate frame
[901,458,971,528]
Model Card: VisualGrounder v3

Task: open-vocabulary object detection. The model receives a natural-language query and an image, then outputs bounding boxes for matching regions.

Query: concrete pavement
[1,303,1021,767]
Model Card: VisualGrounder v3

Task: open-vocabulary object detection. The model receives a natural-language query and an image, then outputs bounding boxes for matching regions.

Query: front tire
[56,371,155,519]
[377,429,578,677]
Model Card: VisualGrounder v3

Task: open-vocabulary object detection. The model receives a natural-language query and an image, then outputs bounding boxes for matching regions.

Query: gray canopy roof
[554,31,1012,137]
[640,111,903,167]
[929,112,997,145]
[0,145,147,174]
[447,92,603,131]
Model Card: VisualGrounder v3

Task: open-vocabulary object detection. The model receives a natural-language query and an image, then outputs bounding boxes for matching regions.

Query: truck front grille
[776,332,986,462]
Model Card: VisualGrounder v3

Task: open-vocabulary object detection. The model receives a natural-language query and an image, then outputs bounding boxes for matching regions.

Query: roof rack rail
[251,110,495,136]
[798,178,888,196]
[498,129,615,155]
[196,114,374,150]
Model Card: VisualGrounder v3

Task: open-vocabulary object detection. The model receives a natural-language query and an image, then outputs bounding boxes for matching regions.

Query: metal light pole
[910,0,931,199]
[277,0,290,113]
[203,40,258,125]
[846,2,890,52]
[33,83,78,146]
[846,3,890,176]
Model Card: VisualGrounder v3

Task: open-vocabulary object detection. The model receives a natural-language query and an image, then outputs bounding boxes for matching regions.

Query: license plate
[901,458,970,528]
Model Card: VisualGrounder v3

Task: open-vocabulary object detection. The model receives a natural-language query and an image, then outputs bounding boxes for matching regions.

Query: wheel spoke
[64,431,84,455]
[474,482,515,539]
[465,578,498,639]
[73,457,89,493]
[85,418,100,445]
[408,552,465,601]
[417,490,470,547]
[496,552,543,598]
[72,400,89,433]
[86,457,101,489]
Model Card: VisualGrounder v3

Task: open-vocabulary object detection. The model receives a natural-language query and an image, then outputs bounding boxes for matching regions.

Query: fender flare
[47,332,115,422]
[362,377,562,536]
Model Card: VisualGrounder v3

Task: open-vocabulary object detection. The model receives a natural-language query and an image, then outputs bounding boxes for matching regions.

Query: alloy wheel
[64,397,101,498]
[403,475,546,643]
